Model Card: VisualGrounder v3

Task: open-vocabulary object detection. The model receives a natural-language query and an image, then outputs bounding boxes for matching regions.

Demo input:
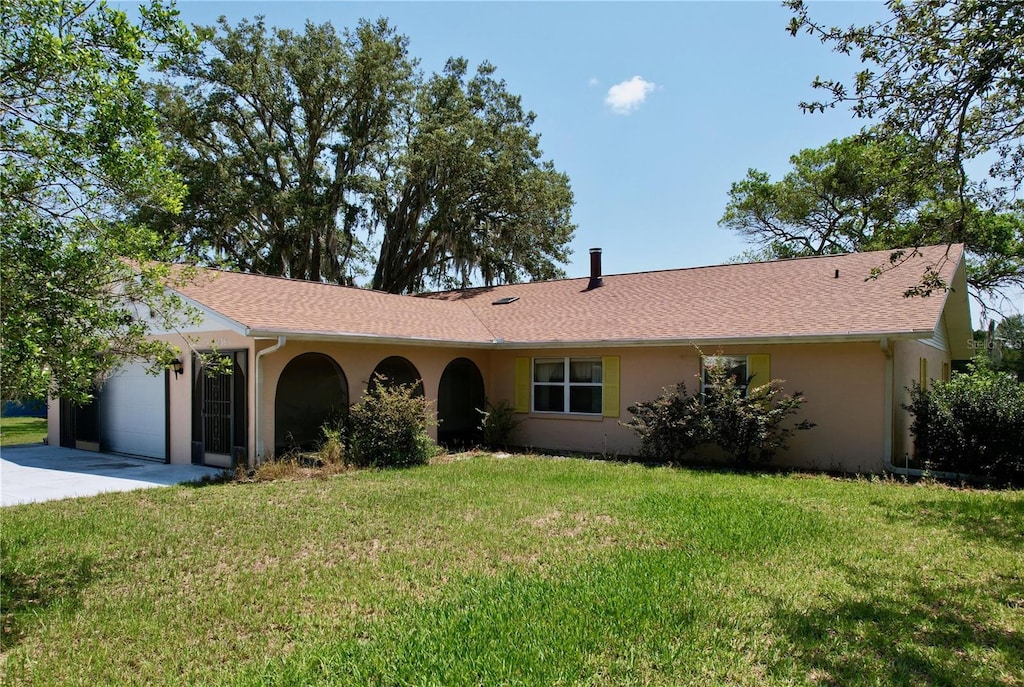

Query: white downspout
[880,337,897,472]
[254,336,287,465]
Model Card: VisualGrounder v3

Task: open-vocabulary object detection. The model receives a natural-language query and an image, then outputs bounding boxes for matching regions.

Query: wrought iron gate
[192,351,247,467]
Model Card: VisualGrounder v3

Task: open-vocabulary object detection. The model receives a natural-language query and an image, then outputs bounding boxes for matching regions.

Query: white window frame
[532,357,603,415]
[701,355,749,395]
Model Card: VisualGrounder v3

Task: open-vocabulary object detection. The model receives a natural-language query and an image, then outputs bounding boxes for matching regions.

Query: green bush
[702,366,815,464]
[478,400,522,450]
[624,367,814,465]
[318,423,346,465]
[904,358,1024,482]
[347,378,438,468]
[620,381,708,462]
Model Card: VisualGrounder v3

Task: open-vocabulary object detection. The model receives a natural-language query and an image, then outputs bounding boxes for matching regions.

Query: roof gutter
[254,336,286,463]
[245,329,498,348]
[241,329,939,350]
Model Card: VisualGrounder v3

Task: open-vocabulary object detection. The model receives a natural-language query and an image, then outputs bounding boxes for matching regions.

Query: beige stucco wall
[157,332,479,466]
[892,339,951,468]
[256,340,491,460]
[46,329,946,475]
[490,342,890,473]
[158,329,255,465]
[763,342,887,473]
[487,346,689,458]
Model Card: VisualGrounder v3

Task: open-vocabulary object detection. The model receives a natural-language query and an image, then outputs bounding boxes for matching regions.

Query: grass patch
[2,456,1022,685]
[0,417,46,447]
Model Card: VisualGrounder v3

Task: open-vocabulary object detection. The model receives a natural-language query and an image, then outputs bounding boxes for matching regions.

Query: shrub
[621,381,708,462]
[347,378,438,468]
[904,358,1024,482]
[478,400,522,450]
[701,366,815,464]
[624,368,814,465]
[318,423,345,465]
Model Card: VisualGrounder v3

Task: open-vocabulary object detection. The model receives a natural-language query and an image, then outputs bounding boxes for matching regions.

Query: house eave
[245,329,497,349]
[243,328,937,350]
[493,330,937,349]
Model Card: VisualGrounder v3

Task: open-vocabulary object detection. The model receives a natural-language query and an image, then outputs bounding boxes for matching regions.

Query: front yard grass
[0,417,47,447]
[2,455,1022,686]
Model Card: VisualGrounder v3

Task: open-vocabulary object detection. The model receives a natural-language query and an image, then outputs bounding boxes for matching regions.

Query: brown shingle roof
[171,269,496,343]
[428,244,965,344]
[171,244,965,346]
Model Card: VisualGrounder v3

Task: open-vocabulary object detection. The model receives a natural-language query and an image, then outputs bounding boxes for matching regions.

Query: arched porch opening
[437,357,485,449]
[369,356,424,397]
[275,352,348,456]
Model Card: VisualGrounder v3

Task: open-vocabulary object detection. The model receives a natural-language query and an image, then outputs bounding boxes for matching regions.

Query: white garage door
[97,362,167,460]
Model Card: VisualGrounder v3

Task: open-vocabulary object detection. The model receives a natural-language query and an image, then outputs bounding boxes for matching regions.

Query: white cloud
[604,76,656,114]
[588,77,600,87]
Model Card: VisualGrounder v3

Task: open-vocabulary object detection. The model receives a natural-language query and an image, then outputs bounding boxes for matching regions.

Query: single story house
[48,243,972,473]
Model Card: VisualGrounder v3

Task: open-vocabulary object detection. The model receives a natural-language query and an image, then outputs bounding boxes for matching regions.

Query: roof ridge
[183,263,400,296]
[425,243,966,297]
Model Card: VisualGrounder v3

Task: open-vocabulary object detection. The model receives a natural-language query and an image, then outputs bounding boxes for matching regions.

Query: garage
[97,362,168,461]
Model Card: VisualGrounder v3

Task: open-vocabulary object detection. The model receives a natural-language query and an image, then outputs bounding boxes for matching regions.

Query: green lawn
[2,456,1022,686]
[0,416,47,447]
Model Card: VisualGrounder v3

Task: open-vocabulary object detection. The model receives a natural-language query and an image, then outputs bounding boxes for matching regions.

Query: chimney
[588,247,603,290]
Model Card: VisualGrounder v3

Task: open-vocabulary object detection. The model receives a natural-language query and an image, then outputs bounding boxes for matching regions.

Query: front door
[59,397,100,451]
[202,363,234,467]
[192,351,247,468]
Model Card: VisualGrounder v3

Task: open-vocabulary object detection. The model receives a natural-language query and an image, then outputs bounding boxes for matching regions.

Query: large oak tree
[149,17,574,294]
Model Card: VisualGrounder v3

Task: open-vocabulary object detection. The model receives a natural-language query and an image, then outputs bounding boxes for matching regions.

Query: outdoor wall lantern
[170,358,184,379]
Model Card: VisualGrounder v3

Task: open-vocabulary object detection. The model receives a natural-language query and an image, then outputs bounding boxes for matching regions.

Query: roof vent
[491,296,519,305]
[587,247,603,290]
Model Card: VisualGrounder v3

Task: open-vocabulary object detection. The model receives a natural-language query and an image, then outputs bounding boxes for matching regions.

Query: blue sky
[163,1,889,278]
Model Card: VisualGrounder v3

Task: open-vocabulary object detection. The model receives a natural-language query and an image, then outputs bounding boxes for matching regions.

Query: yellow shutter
[919,357,928,390]
[602,356,620,418]
[514,357,531,413]
[748,354,770,390]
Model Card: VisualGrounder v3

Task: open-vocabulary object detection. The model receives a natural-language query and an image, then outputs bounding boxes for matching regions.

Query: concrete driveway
[1,444,225,506]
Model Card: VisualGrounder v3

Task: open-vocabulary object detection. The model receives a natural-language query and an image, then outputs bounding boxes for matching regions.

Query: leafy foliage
[784,0,1024,295]
[904,358,1024,482]
[720,132,1024,297]
[346,377,438,468]
[702,366,816,464]
[478,400,523,450]
[624,366,814,466]
[148,17,575,294]
[722,134,935,256]
[621,381,708,463]
[1,0,199,402]
[993,315,1024,380]
[973,315,1024,381]
[318,423,346,465]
